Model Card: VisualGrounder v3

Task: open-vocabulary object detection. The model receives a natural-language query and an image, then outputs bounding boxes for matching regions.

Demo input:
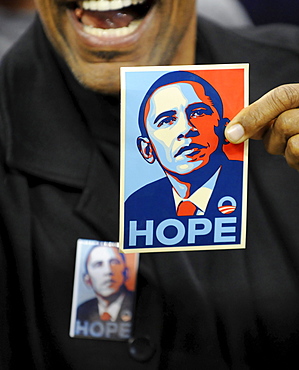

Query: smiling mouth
[68,0,156,38]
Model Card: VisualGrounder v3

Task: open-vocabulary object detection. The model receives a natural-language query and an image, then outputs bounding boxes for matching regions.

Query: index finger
[225,84,299,144]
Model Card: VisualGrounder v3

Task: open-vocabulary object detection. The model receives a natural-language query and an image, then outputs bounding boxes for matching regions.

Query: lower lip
[104,280,115,286]
[176,147,206,158]
[66,4,156,50]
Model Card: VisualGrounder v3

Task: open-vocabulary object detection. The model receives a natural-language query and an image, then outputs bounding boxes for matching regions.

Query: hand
[225,84,299,170]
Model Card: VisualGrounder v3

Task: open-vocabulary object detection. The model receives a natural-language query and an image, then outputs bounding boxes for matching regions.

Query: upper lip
[174,143,208,158]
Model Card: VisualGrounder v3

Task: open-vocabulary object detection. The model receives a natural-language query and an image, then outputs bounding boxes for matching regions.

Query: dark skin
[33,0,196,94]
[32,0,299,170]
[225,84,299,170]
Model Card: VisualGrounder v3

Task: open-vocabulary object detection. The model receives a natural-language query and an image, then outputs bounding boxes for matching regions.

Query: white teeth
[80,0,147,37]
[83,19,141,37]
[82,0,145,12]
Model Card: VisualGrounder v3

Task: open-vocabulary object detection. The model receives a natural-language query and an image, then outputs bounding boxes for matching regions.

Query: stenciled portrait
[120,65,248,253]
[70,239,139,340]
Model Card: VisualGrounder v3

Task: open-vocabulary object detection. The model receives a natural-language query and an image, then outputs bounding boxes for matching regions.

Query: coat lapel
[75,149,119,240]
[0,17,120,239]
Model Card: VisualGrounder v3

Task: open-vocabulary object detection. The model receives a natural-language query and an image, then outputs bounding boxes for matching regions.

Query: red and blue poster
[119,65,249,253]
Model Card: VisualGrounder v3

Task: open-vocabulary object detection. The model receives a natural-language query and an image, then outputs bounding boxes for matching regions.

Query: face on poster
[119,65,249,253]
[69,239,139,341]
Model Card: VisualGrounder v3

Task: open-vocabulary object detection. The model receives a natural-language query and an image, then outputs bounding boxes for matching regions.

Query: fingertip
[225,123,245,143]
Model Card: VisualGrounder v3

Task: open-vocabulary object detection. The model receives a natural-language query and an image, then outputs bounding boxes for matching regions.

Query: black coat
[1,15,299,369]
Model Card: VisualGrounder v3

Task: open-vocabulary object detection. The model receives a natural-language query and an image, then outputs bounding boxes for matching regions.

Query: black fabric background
[1,15,299,369]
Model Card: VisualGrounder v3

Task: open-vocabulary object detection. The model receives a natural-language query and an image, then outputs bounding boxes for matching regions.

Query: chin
[71,64,121,94]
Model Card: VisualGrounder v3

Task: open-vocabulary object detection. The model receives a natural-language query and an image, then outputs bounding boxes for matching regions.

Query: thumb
[225,84,299,143]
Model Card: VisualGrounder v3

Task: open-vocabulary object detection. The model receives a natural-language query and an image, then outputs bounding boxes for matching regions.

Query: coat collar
[0,17,96,188]
[0,17,120,237]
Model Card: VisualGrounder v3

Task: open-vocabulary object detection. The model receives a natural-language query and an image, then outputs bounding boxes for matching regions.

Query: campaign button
[128,337,156,362]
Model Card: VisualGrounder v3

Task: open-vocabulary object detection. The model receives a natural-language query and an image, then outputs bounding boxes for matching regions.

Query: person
[124,70,244,249]
[131,71,242,214]
[76,243,134,338]
[1,0,299,369]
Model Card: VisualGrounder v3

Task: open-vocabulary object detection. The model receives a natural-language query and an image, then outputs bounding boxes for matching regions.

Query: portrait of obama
[125,70,244,226]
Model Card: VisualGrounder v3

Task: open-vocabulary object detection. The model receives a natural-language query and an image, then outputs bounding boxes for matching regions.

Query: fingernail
[226,124,245,143]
